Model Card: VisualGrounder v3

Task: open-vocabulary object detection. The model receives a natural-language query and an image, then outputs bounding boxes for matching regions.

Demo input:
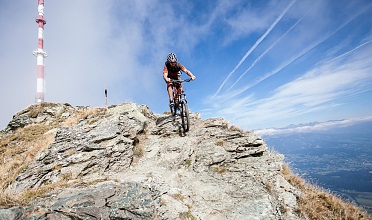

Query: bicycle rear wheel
[180,100,190,132]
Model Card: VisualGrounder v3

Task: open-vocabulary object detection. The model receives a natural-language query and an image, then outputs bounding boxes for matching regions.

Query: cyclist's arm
[181,65,196,80]
[163,65,170,82]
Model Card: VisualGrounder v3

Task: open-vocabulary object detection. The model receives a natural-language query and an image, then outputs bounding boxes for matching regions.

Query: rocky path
[110,111,299,219]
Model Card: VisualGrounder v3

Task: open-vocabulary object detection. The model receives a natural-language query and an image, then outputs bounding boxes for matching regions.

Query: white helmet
[167,53,177,62]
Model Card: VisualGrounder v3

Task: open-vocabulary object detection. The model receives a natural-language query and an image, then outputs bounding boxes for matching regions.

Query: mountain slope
[0,102,370,219]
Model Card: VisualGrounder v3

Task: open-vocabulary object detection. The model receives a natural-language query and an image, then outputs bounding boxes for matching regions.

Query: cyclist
[163,52,196,107]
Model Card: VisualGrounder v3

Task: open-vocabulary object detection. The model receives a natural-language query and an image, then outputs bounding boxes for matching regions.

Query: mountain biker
[163,52,196,107]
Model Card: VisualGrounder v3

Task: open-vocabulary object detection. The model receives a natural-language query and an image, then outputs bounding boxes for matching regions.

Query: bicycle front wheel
[180,100,190,132]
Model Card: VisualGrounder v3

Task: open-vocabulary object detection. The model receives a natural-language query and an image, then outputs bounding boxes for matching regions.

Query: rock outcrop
[0,102,300,219]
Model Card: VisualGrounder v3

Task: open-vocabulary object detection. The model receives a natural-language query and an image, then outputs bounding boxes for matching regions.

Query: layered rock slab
[0,103,300,219]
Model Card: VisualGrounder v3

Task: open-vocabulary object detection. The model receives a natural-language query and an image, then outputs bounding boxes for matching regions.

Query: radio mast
[33,0,47,103]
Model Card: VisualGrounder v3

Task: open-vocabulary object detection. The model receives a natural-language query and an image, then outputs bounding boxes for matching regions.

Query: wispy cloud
[328,39,372,63]
[1,0,371,131]
[212,0,296,98]
[203,41,372,129]
[226,15,305,93]
[214,2,366,102]
[200,0,372,130]
[254,115,372,135]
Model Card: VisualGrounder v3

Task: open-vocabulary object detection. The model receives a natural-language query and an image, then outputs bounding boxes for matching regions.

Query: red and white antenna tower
[33,0,47,103]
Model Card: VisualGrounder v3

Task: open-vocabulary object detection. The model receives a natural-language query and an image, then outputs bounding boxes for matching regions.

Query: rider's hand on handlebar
[191,75,196,80]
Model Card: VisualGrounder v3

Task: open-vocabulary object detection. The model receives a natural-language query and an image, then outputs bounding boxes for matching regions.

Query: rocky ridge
[0,102,300,219]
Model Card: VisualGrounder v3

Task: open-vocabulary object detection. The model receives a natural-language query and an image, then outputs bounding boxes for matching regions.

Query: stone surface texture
[0,102,301,219]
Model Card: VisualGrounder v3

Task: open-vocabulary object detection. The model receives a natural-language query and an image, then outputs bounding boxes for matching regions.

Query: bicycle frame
[173,83,186,107]
[170,78,191,108]
[169,78,192,132]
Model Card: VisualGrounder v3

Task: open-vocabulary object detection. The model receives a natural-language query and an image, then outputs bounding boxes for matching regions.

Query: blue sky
[0,0,372,130]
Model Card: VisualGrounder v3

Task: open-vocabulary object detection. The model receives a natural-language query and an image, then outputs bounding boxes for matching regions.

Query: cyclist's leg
[166,82,173,102]
[169,75,179,102]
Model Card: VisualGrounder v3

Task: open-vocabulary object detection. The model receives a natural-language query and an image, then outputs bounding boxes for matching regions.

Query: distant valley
[256,118,372,214]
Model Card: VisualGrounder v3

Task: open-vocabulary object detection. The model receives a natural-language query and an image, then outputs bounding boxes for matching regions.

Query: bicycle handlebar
[170,78,192,83]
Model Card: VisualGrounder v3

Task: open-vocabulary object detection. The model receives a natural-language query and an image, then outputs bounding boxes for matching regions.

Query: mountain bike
[169,78,192,132]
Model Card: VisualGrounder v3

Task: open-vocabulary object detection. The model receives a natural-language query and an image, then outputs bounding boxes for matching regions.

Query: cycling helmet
[167,53,177,62]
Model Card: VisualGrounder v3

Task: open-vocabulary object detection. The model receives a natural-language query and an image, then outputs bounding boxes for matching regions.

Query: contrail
[226,16,304,92]
[222,5,368,100]
[224,35,342,99]
[211,0,296,98]
[328,39,372,63]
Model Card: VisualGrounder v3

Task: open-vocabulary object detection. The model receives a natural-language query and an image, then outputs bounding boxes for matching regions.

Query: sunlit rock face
[0,102,300,220]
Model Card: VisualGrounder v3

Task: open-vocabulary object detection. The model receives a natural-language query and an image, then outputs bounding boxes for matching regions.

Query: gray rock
[1,102,301,220]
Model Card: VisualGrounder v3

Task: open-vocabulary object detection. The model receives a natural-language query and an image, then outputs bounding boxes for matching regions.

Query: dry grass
[282,164,371,220]
[163,111,172,115]
[215,140,225,146]
[62,107,107,127]
[229,125,243,132]
[0,105,110,207]
[211,164,227,175]
[132,143,144,164]
[0,175,109,208]
[19,179,71,204]
[0,124,55,207]
[0,193,27,207]
[19,102,58,118]
[132,134,146,164]
[0,176,77,207]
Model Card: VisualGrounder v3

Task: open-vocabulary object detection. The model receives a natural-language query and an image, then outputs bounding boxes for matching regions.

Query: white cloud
[203,41,372,129]
[0,0,231,128]
[1,0,371,131]
[213,0,296,97]
[254,115,372,135]
[224,0,293,44]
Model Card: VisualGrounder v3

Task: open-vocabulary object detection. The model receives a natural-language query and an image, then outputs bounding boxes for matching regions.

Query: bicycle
[169,78,192,132]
